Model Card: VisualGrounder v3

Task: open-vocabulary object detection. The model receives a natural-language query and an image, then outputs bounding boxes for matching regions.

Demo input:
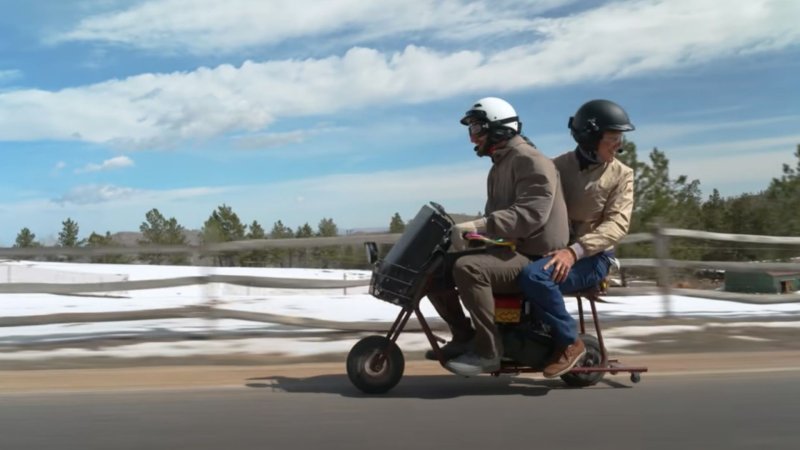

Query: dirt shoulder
[2,350,799,394]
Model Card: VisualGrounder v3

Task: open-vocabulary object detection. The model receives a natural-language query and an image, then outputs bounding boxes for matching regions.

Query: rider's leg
[446,249,530,375]
[558,252,612,295]
[519,253,611,377]
[518,256,576,348]
[426,288,474,343]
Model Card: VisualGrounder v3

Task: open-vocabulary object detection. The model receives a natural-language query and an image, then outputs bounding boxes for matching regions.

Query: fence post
[343,273,347,296]
[653,224,672,317]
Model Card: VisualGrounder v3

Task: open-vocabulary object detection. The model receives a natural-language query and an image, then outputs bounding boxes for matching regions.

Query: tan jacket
[484,135,569,256]
[552,150,634,257]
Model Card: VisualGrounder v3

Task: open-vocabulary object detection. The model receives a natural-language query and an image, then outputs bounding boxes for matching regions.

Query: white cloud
[53,183,233,206]
[637,115,800,146]
[53,161,67,173]
[665,134,800,156]
[55,184,140,205]
[2,0,797,148]
[0,69,22,84]
[75,155,135,173]
[231,125,344,150]
[54,0,575,54]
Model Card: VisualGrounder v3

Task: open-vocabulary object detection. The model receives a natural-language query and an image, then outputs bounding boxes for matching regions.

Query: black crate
[369,203,452,306]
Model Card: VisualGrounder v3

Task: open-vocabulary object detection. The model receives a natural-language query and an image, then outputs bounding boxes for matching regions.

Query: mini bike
[346,202,647,394]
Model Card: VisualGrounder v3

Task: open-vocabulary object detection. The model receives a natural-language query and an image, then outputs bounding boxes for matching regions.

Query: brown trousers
[426,248,531,358]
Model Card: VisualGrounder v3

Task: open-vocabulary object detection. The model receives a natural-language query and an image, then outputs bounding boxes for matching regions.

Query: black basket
[369,203,452,307]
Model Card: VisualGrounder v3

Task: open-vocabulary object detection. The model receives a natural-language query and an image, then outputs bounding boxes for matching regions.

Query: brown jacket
[552,150,634,256]
[484,135,569,256]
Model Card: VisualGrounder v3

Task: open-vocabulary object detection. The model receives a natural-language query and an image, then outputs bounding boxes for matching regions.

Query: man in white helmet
[426,97,569,376]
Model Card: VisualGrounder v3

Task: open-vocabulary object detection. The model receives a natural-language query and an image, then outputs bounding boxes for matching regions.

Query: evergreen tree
[14,227,39,248]
[58,218,80,247]
[316,217,338,237]
[243,220,268,266]
[12,227,41,261]
[764,144,800,236]
[139,208,189,265]
[389,213,405,233]
[268,220,294,266]
[295,223,314,238]
[270,220,295,239]
[294,222,315,267]
[86,231,129,264]
[315,217,339,268]
[58,218,81,261]
[616,140,647,214]
[697,189,730,261]
[201,204,246,266]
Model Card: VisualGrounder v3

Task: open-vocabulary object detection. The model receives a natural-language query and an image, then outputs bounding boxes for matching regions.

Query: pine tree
[295,223,314,238]
[139,208,189,265]
[57,218,81,261]
[86,231,128,264]
[294,222,315,267]
[765,144,800,236]
[315,218,339,268]
[12,227,40,260]
[316,218,338,237]
[201,204,246,266]
[14,228,39,248]
[58,218,80,247]
[389,213,405,233]
[268,220,294,267]
[243,220,268,266]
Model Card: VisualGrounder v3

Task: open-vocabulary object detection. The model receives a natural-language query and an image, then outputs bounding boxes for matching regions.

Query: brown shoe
[543,338,586,379]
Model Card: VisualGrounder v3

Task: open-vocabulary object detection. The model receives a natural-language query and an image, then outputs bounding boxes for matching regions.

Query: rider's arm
[485,153,558,240]
[574,166,634,257]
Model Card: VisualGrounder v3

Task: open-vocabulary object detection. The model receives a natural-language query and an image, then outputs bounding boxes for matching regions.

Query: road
[1,355,799,450]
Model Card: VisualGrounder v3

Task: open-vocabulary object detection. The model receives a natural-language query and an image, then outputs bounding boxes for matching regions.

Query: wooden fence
[1,228,798,330]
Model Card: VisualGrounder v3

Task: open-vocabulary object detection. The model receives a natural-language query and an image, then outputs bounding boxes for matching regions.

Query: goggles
[467,120,488,136]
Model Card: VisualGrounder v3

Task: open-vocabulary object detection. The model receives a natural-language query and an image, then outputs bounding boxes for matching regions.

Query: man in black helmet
[518,99,635,379]
[425,96,569,376]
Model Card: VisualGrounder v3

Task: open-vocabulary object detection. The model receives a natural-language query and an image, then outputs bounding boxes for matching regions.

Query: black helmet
[568,99,634,161]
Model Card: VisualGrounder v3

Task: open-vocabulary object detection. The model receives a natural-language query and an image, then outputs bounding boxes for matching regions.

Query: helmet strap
[575,141,600,169]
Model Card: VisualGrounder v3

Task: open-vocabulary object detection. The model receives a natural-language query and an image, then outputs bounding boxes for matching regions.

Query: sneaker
[424,339,472,361]
[444,351,501,377]
[542,338,586,379]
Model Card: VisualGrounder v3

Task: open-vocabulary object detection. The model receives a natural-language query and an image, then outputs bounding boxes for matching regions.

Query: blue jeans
[518,252,612,346]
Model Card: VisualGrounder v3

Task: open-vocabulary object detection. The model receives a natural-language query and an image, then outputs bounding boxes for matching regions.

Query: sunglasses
[600,134,625,145]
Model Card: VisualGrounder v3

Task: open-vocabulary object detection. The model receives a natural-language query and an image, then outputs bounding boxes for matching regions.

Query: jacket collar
[574,146,607,171]
[490,135,524,163]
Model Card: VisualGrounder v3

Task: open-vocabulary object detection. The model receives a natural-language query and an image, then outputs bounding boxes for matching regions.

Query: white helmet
[460,97,520,133]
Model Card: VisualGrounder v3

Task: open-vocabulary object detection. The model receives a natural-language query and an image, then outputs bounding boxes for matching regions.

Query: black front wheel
[560,334,605,387]
[346,336,405,394]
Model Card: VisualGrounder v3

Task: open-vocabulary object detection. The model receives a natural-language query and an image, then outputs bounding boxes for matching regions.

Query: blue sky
[1,0,798,245]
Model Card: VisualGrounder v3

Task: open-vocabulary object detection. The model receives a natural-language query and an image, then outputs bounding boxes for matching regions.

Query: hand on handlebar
[449,218,487,251]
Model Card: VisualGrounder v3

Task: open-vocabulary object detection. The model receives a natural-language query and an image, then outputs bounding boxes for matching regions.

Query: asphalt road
[1,369,798,450]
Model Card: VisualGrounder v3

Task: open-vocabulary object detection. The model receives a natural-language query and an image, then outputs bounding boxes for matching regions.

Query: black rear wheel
[560,334,605,387]
[346,336,405,394]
